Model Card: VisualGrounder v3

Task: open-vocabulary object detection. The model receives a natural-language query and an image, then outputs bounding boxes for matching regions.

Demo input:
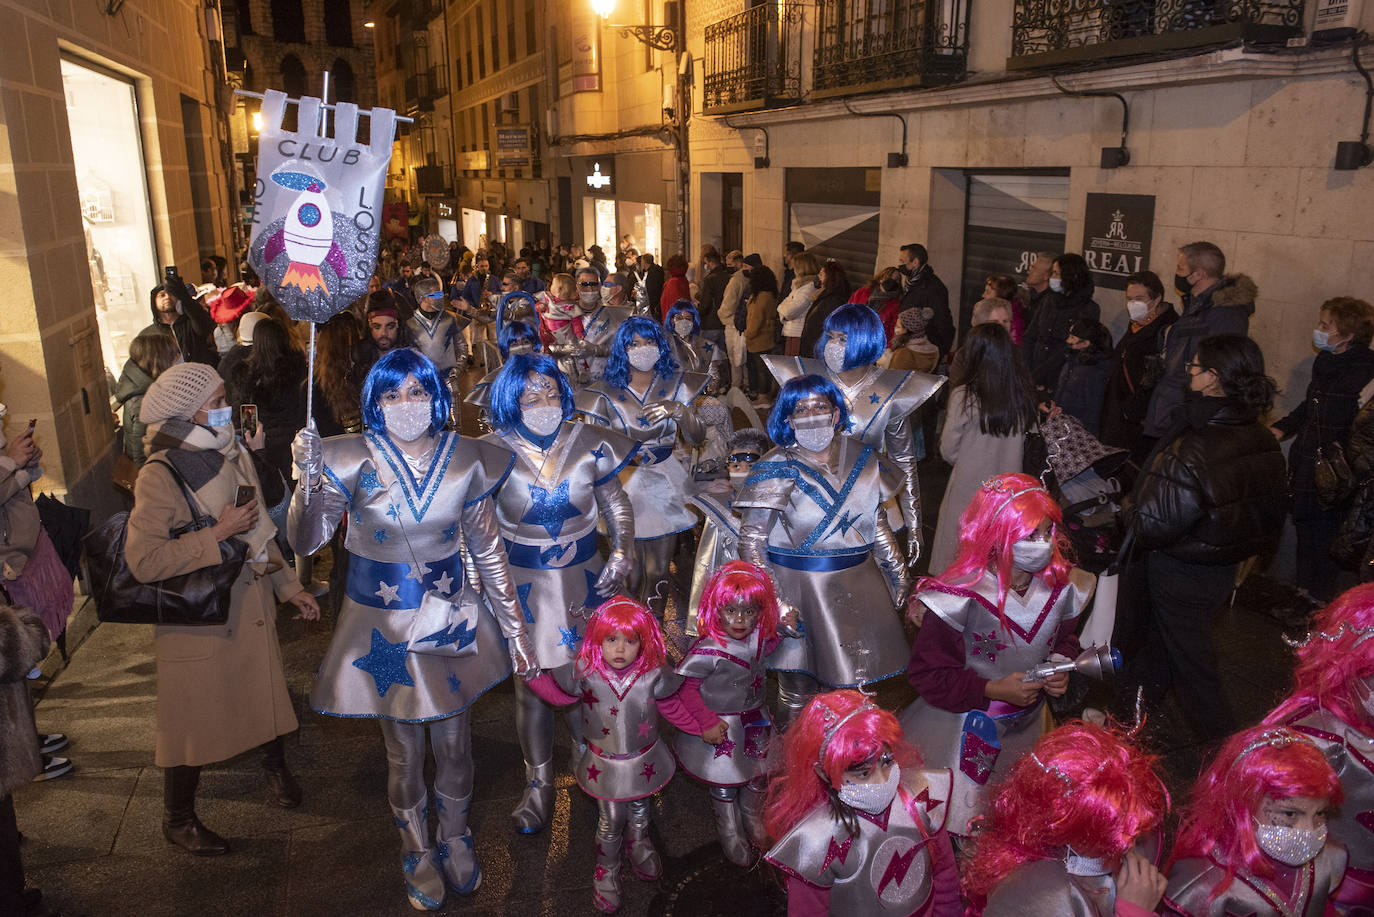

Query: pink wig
[927,472,1071,625]
[762,690,922,843]
[575,595,667,681]
[1169,725,1342,901]
[962,721,1168,915]
[1267,583,1374,730]
[697,560,781,644]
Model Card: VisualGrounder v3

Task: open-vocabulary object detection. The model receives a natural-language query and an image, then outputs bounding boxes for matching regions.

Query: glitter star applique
[586,763,602,782]
[713,738,736,759]
[656,389,667,398]
[516,582,535,624]
[402,851,422,875]
[522,479,580,538]
[442,522,457,543]
[375,581,401,606]
[581,688,599,708]
[637,721,652,738]
[819,836,853,875]
[961,742,997,785]
[640,762,656,781]
[591,446,606,461]
[374,528,389,544]
[406,560,432,582]
[558,625,581,648]
[386,503,400,521]
[595,864,610,880]
[415,619,477,653]
[970,630,1008,662]
[609,706,619,717]
[352,628,415,697]
[433,571,455,595]
[601,727,610,736]
[869,393,881,404]
[448,672,462,693]
[393,813,408,828]
[358,469,382,495]
[435,842,450,863]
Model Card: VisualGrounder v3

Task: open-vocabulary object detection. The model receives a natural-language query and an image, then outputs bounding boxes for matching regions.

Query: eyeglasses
[422,291,445,300]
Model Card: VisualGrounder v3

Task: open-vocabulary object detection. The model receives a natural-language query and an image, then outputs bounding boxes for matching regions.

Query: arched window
[236,0,253,34]
[280,55,308,98]
[331,59,356,104]
[323,0,353,47]
[271,0,305,43]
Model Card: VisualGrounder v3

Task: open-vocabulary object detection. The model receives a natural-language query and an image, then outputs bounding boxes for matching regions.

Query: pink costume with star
[899,474,1090,837]
[762,690,961,917]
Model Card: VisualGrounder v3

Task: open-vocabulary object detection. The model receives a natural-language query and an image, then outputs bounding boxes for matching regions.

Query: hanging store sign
[1081,193,1155,292]
[493,126,532,169]
[569,9,602,93]
[587,161,612,191]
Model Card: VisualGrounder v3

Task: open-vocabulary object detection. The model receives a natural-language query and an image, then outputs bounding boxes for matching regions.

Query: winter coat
[0,455,41,580]
[1053,347,1114,436]
[1274,343,1374,521]
[143,290,217,367]
[126,453,304,767]
[1142,275,1255,437]
[745,291,778,353]
[641,263,665,314]
[660,269,691,319]
[113,359,155,464]
[1023,284,1100,390]
[696,265,734,332]
[777,274,819,338]
[1127,396,1288,565]
[1101,304,1179,454]
[0,604,46,795]
[900,266,954,356]
[799,288,851,358]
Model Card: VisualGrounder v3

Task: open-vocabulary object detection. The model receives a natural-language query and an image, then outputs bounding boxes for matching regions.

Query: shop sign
[493,126,531,168]
[483,190,503,209]
[436,201,454,218]
[457,149,489,171]
[587,161,612,191]
[569,8,601,93]
[1081,193,1154,291]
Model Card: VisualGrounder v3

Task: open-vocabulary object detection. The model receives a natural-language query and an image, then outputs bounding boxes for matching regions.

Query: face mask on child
[837,764,901,814]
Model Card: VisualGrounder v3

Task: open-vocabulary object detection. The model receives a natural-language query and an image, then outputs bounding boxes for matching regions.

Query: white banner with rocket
[247,89,396,323]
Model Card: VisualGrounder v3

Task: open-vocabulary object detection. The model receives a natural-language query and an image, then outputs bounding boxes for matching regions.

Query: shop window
[60,58,160,379]
[272,0,306,43]
[323,0,353,47]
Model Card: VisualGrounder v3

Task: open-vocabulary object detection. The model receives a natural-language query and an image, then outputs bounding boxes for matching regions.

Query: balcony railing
[1009,0,1305,70]
[812,0,969,98]
[703,3,804,115]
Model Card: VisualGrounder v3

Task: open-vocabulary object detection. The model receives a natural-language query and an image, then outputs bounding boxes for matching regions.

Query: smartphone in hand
[240,403,258,437]
[235,485,256,507]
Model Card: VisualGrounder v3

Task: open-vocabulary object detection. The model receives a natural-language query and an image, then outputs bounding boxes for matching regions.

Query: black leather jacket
[1126,396,1289,565]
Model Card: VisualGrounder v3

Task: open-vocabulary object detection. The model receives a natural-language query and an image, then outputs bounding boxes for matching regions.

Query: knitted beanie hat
[237,311,267,346]
[898,307,928,336]
[139,361,223,423]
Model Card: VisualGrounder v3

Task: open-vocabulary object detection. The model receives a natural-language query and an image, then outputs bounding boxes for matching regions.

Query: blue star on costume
[386,503,400,520]
[442,522,458,543]
[584,569,606,608]
[591,446,606,461]
[358,469,382,495]
[393,813,409,828]
[352,628,416,697]
[516,583,535,624]
[414,619,478,652]
[374,528,389,544]
[869,392,881,404]
[558,625,581,648]
[447,672,462,693]
[522,479,579,538]
[402,851,423,875]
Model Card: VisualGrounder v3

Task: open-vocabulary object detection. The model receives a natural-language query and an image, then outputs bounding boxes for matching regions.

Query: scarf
[143,417,278,565]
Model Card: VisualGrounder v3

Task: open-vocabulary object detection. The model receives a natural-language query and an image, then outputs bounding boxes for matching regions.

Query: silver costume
[671,334,724,390]
[684,484,741,637]
[288,429,531,909]
[580,304,632,381]
[984,858,1121,917]
[736,438,909,704]
[407,309,467,375]
[763,355,942,555]
[1164,847,1347,917]
[482,420,638,832]
[765,769,954,917]
[899,569,1093,837]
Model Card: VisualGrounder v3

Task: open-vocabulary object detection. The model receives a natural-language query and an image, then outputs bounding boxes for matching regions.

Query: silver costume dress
[1164,847,1347,917]
[736,438,909,688]
[579,304,631,381]
[1280,704,1374,911]
[671,334,723,390]
[899,568,1093,837]
[765,769,955,917]
[763,355,942,551]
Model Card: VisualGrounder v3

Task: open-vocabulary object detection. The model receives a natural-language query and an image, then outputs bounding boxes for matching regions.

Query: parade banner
[248,89,397,322]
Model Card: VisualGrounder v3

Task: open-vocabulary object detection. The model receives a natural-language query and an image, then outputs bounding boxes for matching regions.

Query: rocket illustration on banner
[262,166,347,294]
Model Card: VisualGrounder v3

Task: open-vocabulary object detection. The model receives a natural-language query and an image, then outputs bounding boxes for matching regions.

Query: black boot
[260,736,302,809]
[162,766,229,856]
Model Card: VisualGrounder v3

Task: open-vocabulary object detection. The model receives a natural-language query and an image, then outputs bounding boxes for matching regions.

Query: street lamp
[591,0,615,18]
[592,0,677,52]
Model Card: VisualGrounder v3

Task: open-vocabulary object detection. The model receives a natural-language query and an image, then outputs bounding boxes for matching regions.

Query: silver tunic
[463,366,501,411]
[763,355,942,544]
[672,629,772,786]
[287,431,522,722]
[557,664,680,802]
[1164,848,1347,917]
[580,304,631,381]
[577,371,709,539]
[671,334,723,388]
[899,568,1093,836]
[481,422,637,670]
[736,438,909,688]
[984,858,1117,917]
[407,310,465,374]
[765,769,953,917]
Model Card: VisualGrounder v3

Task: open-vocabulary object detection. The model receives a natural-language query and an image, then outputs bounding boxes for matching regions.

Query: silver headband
[981,477,1048,522]
[817,701,877,769]
[1029,752,1109,797]
[1282,620,1374,649]
[1227,727,1318,774]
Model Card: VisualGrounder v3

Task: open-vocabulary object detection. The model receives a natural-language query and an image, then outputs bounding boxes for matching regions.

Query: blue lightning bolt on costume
[288,350,536,911]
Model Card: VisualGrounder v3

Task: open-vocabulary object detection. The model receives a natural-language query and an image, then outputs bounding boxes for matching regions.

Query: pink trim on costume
[919,580,1066,643]
[1334,863,1374,907]
[692,647,755,670]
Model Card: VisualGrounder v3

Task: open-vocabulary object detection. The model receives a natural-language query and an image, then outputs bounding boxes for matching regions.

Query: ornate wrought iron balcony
[812,0,969,98]
[1009,0,1305,70]
[703,3,804,115]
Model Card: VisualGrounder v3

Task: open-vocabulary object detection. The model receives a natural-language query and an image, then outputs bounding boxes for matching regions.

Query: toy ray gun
[1022,644,1121,683]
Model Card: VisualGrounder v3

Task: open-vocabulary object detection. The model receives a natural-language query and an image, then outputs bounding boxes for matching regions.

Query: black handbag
[1333,478,1374,568]
[85,458,247,626]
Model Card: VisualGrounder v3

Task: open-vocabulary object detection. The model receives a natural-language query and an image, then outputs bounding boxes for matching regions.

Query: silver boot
[392,797,446,911]
[510,758,555,834]
[593,819,624,913]
[434,790,481,896]
[624,798,661,881]
[710,787,755,867]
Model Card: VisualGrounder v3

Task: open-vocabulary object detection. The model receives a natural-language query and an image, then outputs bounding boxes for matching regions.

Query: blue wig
[361,348,452,436]
[489,354,575,433]
[603,316,679,389]
[766,374,850,448]
[498,319,541,359]
[664,300,700,336]
[814,303,886,370]
[496,291,537,331]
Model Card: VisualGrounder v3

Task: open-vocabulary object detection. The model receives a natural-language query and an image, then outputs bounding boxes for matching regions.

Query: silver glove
[777,601,803,638]
[509,629,539,678]
[291,422,323,487]
[643,400,682,425]
[593,550,633,595]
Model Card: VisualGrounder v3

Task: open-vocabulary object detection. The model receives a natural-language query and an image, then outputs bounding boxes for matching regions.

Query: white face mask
[382,400,433,442]
[522,405,563,437]
[579,291,601,307]
[1011,539,1054,572]
[673,320,694,337]
[729,469,750,485]
[205,406,233,428]
[627,344,660,372]
[1049,277,1064,293]
[1314,329,1337,352]
[793,415,836,453]
[1253,819,1327,867]
[837,763,900,814]
[1126,300,1151,322]
[824,339,848,374]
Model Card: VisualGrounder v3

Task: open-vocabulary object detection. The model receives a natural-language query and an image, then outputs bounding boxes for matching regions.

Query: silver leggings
[512,674,584,765]
[596,797,651,842]
[378,714,472,809]
[775,671,820,729]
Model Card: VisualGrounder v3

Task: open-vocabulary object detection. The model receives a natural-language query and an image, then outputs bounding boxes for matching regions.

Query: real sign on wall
[1081,193,1155,292]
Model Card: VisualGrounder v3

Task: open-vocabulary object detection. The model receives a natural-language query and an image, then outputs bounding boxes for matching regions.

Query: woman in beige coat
[776,252,820,357]
[125,362,318,856]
